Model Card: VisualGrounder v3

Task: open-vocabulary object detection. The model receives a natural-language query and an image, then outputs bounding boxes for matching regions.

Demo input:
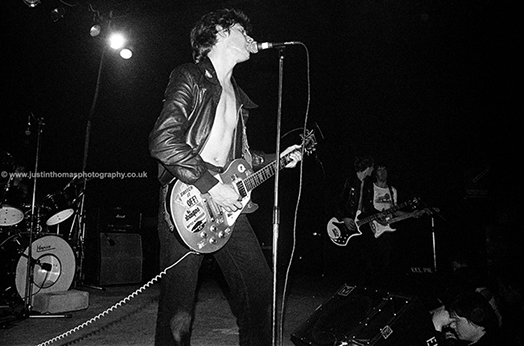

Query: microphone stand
[271,47,286,346]
[23,115,70,319]
[428,206,446,274]
[418,197,446,274]
[74,40,107,291]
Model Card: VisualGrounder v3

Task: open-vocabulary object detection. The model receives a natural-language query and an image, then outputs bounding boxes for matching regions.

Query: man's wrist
[193,170,219,193]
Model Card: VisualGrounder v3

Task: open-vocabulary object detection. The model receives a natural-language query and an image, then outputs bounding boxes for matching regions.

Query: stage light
[23,0,41,7]
[119,47,133,59]
[90,24,102,37]
[108,32,127,50]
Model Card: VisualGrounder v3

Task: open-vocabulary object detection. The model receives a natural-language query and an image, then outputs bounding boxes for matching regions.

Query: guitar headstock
[408,197,422,209]
[299,129,317,156]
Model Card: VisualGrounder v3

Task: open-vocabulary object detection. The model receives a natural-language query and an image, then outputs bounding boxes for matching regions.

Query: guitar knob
[209,225,216,232]
[209,237,217,244]
[218,231,225,238]
[200,231,208,238]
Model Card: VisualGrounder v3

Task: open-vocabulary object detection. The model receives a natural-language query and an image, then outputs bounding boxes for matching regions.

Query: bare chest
[200,85,238,166]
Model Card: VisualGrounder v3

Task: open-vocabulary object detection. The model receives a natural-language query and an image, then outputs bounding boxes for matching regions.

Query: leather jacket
[149,57,263,193]
[336,176,375,220]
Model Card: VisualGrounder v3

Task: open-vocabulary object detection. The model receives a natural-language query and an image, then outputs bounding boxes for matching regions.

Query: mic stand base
[76,283,105,291]
[0,307,73,326]
[27,312,72,319]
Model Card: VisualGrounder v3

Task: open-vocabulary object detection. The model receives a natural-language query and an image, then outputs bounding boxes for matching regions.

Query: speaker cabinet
[85,233,143,286]
[291,284,436,346]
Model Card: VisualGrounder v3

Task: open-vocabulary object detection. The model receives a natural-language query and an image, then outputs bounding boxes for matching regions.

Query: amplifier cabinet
[84,233,143,286]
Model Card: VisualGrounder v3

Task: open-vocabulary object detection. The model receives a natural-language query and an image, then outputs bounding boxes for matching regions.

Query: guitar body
[370,219,396,238]
[167,159,256,254]
[326,216,362,246]
[327,197,424,246]
[166,130,316,253]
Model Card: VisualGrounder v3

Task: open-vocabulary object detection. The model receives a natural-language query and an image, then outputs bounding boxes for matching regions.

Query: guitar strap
[236,107,253,166]
[388,185,396,206]
[357,180,366,212]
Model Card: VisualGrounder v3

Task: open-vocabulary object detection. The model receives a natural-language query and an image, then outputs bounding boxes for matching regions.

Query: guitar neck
[356,199,412,226]
[386,207,439,225]
[244,154,294,192]
[384,212,415,225]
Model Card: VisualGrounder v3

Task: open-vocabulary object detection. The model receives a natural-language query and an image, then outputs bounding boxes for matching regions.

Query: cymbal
[1,149,15,164]
[1,149,27,180]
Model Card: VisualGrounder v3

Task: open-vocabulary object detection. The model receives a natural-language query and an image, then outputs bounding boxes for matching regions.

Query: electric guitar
[167,130,316,253]
[327,197,428,246]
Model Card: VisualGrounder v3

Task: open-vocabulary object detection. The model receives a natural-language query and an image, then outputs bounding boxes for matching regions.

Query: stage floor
[1,273,348,346]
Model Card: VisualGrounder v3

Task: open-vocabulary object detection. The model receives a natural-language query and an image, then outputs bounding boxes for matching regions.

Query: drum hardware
[42,180,82,227]
[15,113,72,319]
[41,182,83,241]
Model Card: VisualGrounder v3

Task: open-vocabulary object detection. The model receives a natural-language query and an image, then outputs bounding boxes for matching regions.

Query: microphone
[248,41,300,54]
[25,113,32,136]
[38,262,52,271]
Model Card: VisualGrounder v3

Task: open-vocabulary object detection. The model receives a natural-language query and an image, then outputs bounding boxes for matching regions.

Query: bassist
[333,158,420,288]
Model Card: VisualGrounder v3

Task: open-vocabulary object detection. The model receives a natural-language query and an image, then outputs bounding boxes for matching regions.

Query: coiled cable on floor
[35,251,198,346]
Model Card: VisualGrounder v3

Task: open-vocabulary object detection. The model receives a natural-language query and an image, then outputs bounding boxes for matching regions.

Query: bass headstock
[299,129,317,156]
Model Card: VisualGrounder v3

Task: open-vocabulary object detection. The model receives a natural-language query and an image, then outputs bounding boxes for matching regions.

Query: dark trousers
[154,209,272,346]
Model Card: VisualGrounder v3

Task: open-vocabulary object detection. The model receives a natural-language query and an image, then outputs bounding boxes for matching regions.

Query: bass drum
[6,234,76,303]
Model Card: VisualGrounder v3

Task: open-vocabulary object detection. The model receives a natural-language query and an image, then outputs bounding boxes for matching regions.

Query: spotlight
[119,47,133,59]
[90,24,102,37]
[50,7,65,22]
[108,32,127,50]
[23,0,41,7]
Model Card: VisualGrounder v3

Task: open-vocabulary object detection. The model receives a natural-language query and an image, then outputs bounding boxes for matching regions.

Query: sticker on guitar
[167,130,317,253]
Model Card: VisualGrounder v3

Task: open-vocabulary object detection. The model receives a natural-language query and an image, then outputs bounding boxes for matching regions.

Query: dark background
[2,0,521,278]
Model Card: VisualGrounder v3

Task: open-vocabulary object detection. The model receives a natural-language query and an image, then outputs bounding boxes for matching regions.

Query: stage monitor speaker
[291,284,436,346]
[85,233,143,286]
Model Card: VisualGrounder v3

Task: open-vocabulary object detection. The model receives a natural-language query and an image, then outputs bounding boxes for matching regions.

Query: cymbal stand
[23,114,70,318]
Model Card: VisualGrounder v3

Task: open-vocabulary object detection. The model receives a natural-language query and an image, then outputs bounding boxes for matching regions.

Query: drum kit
[1,150,83,308]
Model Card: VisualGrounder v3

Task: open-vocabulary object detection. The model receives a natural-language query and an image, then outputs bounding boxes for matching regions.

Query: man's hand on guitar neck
[206,144,303,213]
[208,183,243,213]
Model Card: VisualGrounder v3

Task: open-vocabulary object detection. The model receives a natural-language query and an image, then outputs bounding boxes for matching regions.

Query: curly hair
[190,8,252,63]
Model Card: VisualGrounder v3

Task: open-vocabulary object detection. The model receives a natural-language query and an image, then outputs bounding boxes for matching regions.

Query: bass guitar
[327,197,423,246]
[166,130,316,253]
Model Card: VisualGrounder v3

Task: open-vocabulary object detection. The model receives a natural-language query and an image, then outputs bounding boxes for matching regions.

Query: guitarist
[334,158,420,288]
[149,9,302,346]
